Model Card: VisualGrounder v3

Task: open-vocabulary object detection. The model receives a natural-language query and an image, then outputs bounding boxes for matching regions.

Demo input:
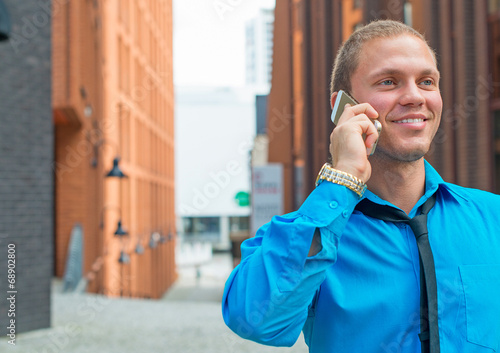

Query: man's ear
[330,92,338,110]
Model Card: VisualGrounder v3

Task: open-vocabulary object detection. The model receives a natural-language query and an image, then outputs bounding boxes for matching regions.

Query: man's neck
[366,157,426,214]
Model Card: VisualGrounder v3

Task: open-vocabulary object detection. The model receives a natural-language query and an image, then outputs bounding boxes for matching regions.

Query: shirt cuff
[297,180,359,228]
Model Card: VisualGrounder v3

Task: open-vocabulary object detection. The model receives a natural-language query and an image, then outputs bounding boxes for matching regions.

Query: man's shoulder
[441,181,500,205]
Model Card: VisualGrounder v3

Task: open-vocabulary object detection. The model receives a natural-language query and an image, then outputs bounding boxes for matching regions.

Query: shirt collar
[361,160,464,216]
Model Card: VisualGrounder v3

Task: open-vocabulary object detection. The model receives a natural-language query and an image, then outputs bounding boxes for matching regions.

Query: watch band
[315,163,367,197]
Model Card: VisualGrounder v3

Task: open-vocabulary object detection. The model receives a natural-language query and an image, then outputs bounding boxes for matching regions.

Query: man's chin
[371,146,427,164]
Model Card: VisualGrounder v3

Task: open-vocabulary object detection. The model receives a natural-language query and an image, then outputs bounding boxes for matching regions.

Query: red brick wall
[53,0,176,299]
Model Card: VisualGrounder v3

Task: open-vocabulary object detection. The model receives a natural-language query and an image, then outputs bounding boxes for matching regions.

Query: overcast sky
[173,0,275,87]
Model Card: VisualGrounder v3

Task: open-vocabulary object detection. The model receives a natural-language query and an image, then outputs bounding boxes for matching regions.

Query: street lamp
[106,157,127,178]
[100,205,130,296]
[114,219,128,236]
[118,250,130,264]
[100,205,129,262]
[159,224,175,244]
[112,218,129,265]
[135,239,145,255]
[134,233,145,255]
[149,231,160,249]
[87,127,127,178]
[100,206,127,233]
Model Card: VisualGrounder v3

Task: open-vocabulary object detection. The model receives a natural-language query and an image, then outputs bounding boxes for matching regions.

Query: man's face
[350,35,443,163]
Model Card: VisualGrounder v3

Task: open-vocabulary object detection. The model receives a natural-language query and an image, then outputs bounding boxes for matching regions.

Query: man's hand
[329,103,380,183]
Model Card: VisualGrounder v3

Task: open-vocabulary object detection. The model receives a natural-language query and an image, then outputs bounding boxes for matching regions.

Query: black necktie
[355,194,439,353]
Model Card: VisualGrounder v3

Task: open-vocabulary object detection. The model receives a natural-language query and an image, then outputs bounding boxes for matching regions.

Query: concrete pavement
[2,252,308,352]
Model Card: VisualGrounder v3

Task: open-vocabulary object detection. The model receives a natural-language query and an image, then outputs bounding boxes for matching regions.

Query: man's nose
[399,82,425,107]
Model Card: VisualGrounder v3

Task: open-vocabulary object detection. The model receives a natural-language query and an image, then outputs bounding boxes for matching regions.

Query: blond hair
[330,20,436,95]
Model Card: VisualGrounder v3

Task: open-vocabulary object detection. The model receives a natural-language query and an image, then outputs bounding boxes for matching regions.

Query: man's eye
[380,80,394,85]
[421,79,433,85]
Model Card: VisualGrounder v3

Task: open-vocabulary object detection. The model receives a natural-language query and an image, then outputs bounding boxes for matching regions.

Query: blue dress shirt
[222,161,500,352]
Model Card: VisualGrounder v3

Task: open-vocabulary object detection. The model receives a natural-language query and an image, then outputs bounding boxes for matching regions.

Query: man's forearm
[222,182,359,346]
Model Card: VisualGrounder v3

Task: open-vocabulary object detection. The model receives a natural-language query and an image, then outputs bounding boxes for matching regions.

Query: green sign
[235,191,250,207]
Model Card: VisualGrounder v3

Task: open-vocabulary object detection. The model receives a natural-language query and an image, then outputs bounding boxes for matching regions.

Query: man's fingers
[339,102,379,123]
[365,129,379,151]
[361,120,380,153]
[330,102,379,181]
[349,103,379,118]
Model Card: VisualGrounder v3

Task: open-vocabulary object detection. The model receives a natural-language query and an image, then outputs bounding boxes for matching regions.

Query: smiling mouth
[394,118,425,124]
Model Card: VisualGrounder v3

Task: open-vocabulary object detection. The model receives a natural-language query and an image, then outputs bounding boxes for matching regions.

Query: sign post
[251,164,283,236]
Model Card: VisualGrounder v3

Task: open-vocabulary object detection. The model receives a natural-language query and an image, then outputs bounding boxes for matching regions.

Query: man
[222,20,500,352]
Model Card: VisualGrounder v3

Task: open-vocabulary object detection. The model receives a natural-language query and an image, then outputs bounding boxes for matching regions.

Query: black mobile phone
[330,90,382,155]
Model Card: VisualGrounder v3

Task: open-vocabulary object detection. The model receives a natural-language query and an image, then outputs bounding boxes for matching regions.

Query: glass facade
[230,216,250,232]
[182,217,220,241]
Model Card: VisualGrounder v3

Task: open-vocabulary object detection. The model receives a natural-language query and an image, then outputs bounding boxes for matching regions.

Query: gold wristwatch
[315,163,366,197]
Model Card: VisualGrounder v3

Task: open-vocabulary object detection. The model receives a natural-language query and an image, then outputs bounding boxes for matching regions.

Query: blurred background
[0,0,499,351]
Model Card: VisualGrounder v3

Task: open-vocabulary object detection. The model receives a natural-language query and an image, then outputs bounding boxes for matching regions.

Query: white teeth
[395,118,424,123]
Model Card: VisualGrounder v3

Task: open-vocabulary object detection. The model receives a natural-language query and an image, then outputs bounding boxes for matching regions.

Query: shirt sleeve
[221,181,359,347]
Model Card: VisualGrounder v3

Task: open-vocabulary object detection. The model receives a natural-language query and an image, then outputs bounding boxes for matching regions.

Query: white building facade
[175,86,255,250]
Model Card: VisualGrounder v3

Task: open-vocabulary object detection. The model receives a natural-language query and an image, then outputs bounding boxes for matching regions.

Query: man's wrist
[315,163,367,197]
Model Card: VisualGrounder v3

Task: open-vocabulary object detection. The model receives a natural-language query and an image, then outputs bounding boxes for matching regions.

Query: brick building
[0,0,53,333]
[53,0,175,298]
[268,0,500,212]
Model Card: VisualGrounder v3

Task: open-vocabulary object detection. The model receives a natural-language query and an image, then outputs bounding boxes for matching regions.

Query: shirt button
[329,201,338,209]
[342,210,349,218]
